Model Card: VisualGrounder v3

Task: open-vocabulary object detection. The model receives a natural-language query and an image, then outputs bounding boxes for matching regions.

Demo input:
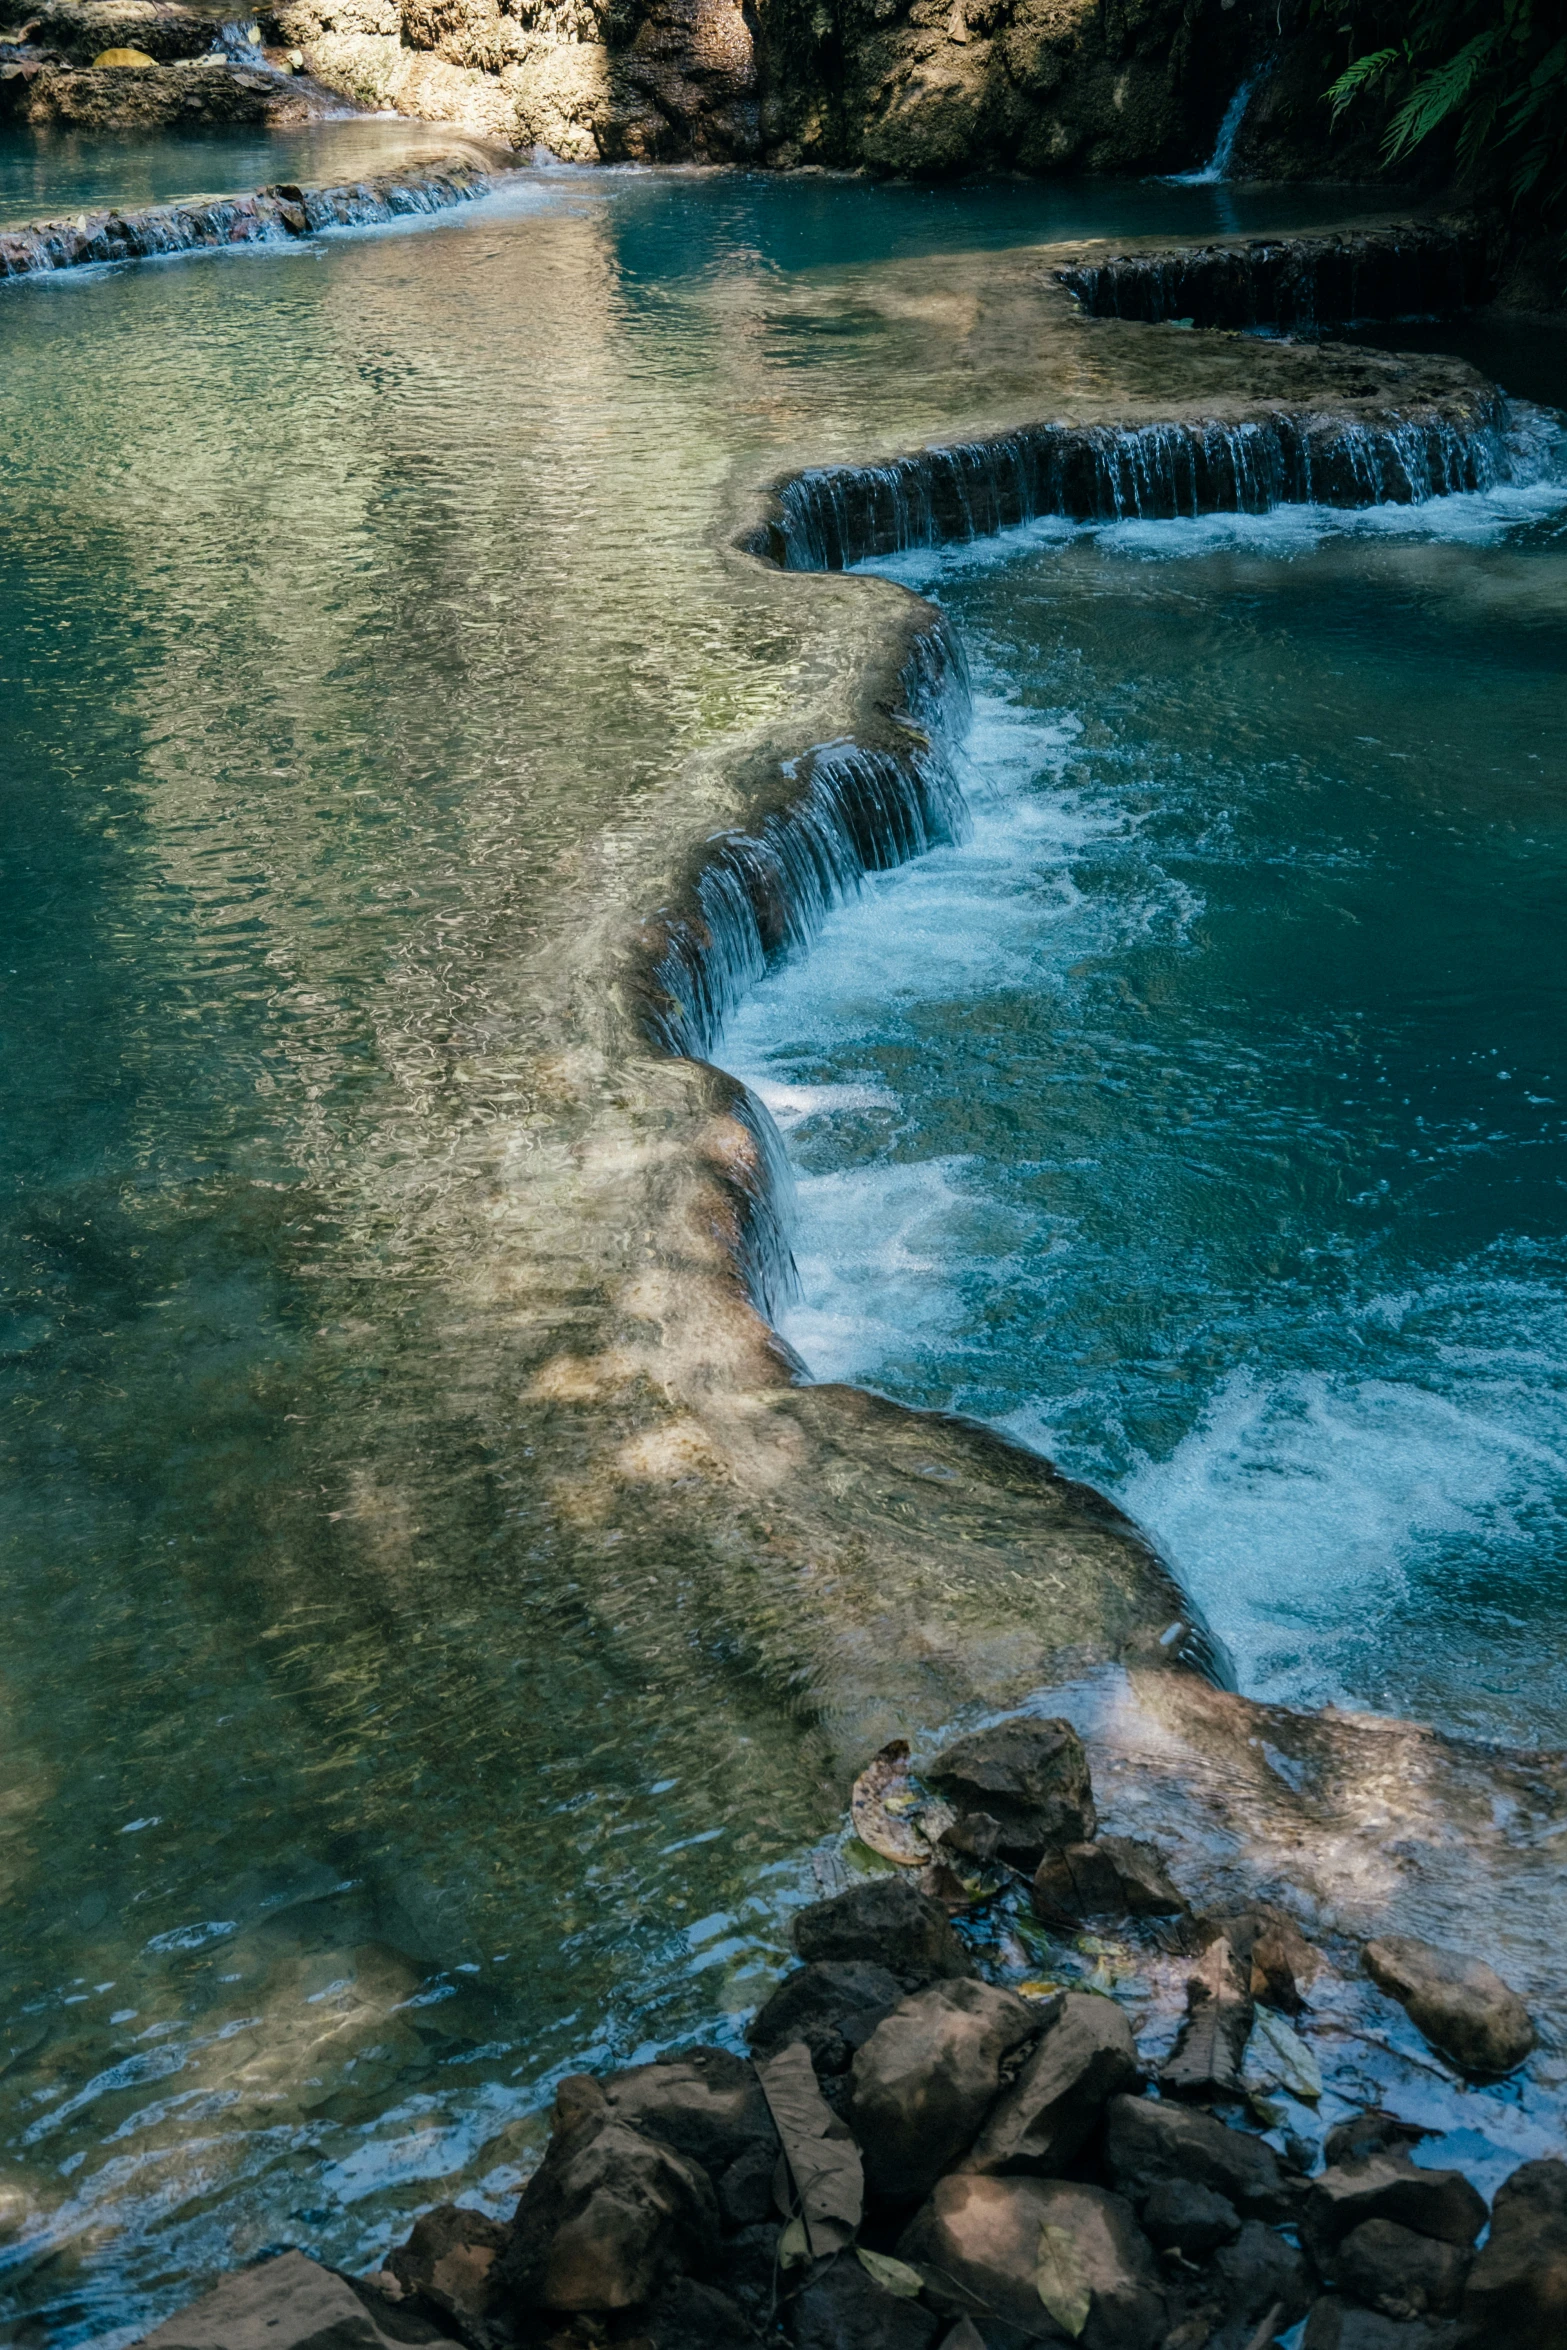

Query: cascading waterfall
[1059,221,1491,332]
[754,406,1515,572]
[1166,66,1265,186]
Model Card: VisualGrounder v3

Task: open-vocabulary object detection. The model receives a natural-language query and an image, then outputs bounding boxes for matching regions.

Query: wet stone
[1031,1837,1186,1930]
[1363,1934,1536,2079]
[850,1977,1041,2204]
[750,1961,905,2075]
[640,2274,756,2348]
[899,2173,1166,2348]
[964,1991,1138,2178]
[1301,2154,1486,2269]
[1138,2179,1241,2260]
[793,1877,971,1991]
[1459,2156,1567,2344]
[1103,2095,1296,2223]
[386,2203,509,2334]
[924,1715,1096,1867]
[1336,2216,1470,2320]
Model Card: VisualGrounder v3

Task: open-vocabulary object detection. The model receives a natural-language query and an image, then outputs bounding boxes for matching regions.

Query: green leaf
[1250,2005,1324,2101]
[1036,2225,1091,2339]
[778,2217,810,2270]
[856,2249,926,2299]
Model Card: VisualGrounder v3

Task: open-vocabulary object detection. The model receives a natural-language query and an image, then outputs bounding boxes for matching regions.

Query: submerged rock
[793,1877,971,1991]
[137,2250,454,2347]
[924,1716,1096,1867]
[900,2174,1166,2348]
[1364,1933,1536,2078]
[850,1977,1040,2203]
[964,1991,1138,2178]
[1031,1836,1187,1930]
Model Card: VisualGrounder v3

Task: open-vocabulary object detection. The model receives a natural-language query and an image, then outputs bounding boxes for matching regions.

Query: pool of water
[0,156,1397,2343]
[726,453,1567,1744]
[0,120,498,228]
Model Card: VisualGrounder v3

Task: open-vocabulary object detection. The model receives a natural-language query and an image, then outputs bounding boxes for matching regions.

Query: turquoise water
[0,122,488,227]
[0,157,1381,2343]
[727,449,1567,1742]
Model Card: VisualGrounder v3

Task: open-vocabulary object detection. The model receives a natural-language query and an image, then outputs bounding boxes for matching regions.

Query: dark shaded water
[728,445,1567,1740]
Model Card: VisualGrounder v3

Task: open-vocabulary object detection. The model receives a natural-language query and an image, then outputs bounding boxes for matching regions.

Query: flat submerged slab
[0,168,1559,2339]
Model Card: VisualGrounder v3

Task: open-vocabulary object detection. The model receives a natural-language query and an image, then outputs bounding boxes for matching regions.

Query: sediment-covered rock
[849,1977,1040,2202]
[924,1715,1096,1866]
[1336,2216,1471,2320]
[964,1991,1138,2178]
[1364,1933,1536,2078]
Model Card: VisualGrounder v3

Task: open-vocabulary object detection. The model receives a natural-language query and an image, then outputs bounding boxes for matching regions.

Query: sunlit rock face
[251,0,1376,179]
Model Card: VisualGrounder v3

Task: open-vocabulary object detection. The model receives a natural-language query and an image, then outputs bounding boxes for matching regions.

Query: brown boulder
[385,2203,508,2333]
[749,1961,905,2076]
[850,1978,1040,2203]
[793,1876,971,1990]
[1337,2216,1470,2319]
[1032,1838,1186,1930]
[900,2174,1166,2348]
[1103,2095,1296,2223]
[964,1992,1137,2177]
[1301,2152,1485,2270]
[491,2079,718,2315]
[600,2044,779,2224]
[1459,2156,1567,2344]
[1364,1935,1535,2078]
[925,1716,1095,1866]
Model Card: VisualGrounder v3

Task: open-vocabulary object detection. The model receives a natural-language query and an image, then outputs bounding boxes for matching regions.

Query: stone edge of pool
[0,140,518,277]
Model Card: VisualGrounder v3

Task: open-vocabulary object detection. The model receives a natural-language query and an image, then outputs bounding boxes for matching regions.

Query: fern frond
[1382,29,1497,155]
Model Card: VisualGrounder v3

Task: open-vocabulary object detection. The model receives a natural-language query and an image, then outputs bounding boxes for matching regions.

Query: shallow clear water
[727,459,1567,1743]
[0,158,1386,2342]
[0,121,489,227]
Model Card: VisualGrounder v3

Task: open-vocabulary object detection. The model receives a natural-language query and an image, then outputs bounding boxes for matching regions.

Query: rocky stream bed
[136,1718,1563,2350]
